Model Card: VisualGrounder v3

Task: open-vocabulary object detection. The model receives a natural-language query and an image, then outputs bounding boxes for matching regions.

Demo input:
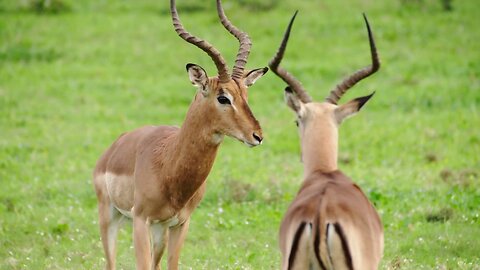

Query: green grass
[1,0,479,269]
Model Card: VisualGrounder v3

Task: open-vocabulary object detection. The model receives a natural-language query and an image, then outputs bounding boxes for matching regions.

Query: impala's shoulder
[304,170,351,183]
[133,125,179,152]
[299,170,360,197]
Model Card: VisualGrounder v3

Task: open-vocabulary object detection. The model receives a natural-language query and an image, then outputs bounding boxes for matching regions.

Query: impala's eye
[294,120,299,127]
[217,96,231,105]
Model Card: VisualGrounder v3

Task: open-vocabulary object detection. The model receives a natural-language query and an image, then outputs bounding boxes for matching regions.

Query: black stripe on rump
[287,222,307,270]
[333,222,354,270]
[313,215,327,270]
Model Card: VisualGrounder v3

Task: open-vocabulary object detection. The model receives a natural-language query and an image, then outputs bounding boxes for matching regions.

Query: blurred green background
[1,0,479,269]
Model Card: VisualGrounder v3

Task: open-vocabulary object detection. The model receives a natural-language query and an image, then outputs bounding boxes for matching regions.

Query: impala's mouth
[243,140,260,148]
[241,132,263,147]
[231,131,263,147]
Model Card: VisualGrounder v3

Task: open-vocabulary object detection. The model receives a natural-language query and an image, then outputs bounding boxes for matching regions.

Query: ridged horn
[216,0,252,81]
[325,13,380,104]
[171,0,230,83]
[268,11,312,103]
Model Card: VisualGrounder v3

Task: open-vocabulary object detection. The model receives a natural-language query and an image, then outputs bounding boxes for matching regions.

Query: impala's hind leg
[98,201,125,270]
[95,174,125,270]
[151,223,168,270]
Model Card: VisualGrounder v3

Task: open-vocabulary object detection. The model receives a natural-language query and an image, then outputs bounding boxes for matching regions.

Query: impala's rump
[281,171,382,270]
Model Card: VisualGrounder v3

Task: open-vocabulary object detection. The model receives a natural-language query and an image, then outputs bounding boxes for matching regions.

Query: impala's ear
[243,67,269,87]
[334,92,375,124]
[186,63,209,95]
[284,87,305,116]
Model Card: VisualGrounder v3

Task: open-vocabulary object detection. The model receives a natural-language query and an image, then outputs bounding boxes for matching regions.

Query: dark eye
[294,120,299,127]
[217,96,231,105]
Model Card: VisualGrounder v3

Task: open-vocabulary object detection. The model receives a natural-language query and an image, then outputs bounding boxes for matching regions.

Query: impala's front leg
[133,215,152,270]
[167,219,190,270]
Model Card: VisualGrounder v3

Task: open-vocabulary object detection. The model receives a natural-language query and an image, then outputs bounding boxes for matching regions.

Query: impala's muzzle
[242,129,263,147]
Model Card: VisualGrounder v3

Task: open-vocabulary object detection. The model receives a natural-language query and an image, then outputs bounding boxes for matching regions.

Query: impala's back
[268,11,384,270]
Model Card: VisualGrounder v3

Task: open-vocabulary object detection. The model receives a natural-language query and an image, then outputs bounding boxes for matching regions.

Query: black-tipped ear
[334,91,375,124]
[356,91,375,110]
[284,86,304,115]
[186,63,209,95]
[243,67,269,87]
[246,66,269,76]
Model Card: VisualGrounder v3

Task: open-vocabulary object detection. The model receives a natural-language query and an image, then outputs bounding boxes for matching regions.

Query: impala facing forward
[92,1,268,269]
[269,12,383,270]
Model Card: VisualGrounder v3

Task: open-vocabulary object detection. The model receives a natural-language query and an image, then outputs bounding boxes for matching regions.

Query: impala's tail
[311,193,354,270]
[311,214,327,270]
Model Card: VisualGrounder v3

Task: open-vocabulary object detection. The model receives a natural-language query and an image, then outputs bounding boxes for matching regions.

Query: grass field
[1,0,479,269]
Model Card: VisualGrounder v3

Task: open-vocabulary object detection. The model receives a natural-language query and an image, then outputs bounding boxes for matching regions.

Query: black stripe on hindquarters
[287,222,307,270]
[333,222,354,270]
[313,214,327,270]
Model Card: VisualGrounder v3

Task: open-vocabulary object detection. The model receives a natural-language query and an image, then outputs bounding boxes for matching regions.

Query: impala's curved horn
[171,0,230,83]
[325,13,380,104]
[269,11,312,103]
[216,0,252,82]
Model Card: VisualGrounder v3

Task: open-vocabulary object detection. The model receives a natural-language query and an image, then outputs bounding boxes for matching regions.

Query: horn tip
[362,13,371,28]
[291,10,299,23]
[362,12,368,21]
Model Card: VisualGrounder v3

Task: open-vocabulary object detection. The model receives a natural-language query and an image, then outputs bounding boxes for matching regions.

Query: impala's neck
[176,93,224,149]
[301,120,338,176]
[162,93,222,209]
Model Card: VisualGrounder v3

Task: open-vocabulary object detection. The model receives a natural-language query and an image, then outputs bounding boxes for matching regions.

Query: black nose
[253,133,263,143]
